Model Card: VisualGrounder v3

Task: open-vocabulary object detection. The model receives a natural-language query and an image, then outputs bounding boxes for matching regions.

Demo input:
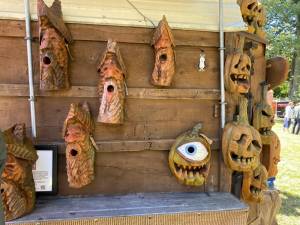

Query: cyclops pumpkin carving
[151,16,175,87]
[63,102,96,188]
[224,51,252,95]
[242,164,268,203]
[253,83,275,136]
[38,0,72,91]
[168,124,213,186]
[97,40,127,124]
[0,124,38,221]
[222,97,262,172]
[261,131,281,178]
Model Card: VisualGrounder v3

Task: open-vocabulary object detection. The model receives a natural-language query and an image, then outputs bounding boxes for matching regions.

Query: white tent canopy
[0,0,247,32]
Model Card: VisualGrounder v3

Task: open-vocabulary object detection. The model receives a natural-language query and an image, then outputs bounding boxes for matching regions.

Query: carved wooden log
[266,57,289,89]
[38,0,72,91]
[63,102,96,188]
[168,123,212,186]
[0,124,38,221]
[151,16,176,87]
[222,97,262,172]
[241,164,268,203]
[97,40,127,124]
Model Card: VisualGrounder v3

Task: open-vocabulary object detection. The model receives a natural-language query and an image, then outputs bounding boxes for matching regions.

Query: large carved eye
[177,142,208,162]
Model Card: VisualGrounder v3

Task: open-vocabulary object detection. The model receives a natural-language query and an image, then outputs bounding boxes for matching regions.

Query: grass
[273,121,300,225]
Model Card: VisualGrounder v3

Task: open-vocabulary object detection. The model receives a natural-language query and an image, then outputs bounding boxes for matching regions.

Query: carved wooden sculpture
[63,102,96,188]
[261,131,281,178]
[238,0,266,39]
[242,164,268,203]
[266,57,289,90]
[222,97,262,172]
[253,83,275,135]
[0,124,38,221]
[151,16,175,87]
[168,124,213,186]
[97,40,127,124]
[38,0,72,91]
[224,51,251,95]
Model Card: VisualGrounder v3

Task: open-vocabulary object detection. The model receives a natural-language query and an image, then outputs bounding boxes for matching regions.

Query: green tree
[262,0,299,99]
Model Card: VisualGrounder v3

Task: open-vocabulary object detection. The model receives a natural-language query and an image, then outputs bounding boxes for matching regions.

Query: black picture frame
[33,145,58,195]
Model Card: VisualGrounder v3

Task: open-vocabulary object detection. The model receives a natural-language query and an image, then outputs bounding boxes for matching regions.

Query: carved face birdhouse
[242,164,268,203]
[222,97,262,172]
[224,52,252,95]
[169,124,213,186]
[97,40,127,124]
[151,16,175,87]
[63,102,96,188]
[1,124,38,221]
[253,84,275,136]
[38,0,72,91]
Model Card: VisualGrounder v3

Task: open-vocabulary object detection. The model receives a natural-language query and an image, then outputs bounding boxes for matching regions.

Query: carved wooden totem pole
[97,40,127,124]
[38,0,72,91]
[151,16,175,87]
[169,124,213,186]
[63,102,96,188]
[222,97,262,172]
[0,124,38,221]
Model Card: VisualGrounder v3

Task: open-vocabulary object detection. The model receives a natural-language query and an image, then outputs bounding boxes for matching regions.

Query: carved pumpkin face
[63,102,96,188]
[225,53,252,95]
[40,27,69,90]
[223,123,262,172]
[169,124,212,186]
[151,16,175,87]
[253,102,275,136]
[97,41,126,124]
[242,164,268,203]
[240,0,259,25]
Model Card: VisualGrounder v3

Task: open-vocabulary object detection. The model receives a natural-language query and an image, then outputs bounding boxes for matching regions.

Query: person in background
[292,102,300,135]
[283,101,294,132]
[0,131,7,225]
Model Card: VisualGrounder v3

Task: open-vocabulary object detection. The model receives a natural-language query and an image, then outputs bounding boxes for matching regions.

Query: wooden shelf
[7,192,248,225]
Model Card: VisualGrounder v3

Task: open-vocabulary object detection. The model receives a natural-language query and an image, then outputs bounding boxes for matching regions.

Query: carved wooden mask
[224,52,252,95]
[222,97,262,172]
[97,40,127,124]
[38,0,72,91]
[63,102,96,188]
[151,16,175,87]
[242,164,268,203]
[253,84,275,135]
[169,124,213,186]
[0,124,38,221]
[261,131,281,178]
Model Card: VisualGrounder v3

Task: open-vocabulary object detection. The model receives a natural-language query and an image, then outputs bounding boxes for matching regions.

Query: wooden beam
[0,84,220,100]
[37,138,220,154]
[0,20,220,47]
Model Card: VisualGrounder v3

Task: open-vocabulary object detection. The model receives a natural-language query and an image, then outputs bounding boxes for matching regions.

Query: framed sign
[32,145,58,195]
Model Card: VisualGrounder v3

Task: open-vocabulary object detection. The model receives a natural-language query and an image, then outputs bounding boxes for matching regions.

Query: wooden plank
[10,192,248,224]
[0,37,220,88]
[0,84,220,100]
[0,20,220,47]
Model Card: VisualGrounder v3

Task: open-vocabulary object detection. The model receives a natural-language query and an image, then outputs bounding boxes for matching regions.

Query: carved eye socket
[70,149,78,157]
[107,85,114,93]
[177,142,208,162]
[254,175,260,180]
[246,64,251,70]
[252,140,261,149]
[159,54,167,62]
[43,56,51,65]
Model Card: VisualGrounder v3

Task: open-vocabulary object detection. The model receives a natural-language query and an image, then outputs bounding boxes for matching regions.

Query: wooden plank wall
[0,20,222,195]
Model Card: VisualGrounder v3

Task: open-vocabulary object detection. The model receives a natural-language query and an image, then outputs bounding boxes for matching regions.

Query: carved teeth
[189,171,194,178]
[184,170,188,178]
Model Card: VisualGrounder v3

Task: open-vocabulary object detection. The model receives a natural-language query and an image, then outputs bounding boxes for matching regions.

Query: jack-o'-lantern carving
[261,131,281,178]
[222,97,262,172]
[242,164,268,203]
[151,16,175,87]
[169,123,213,186]
[253,83,275,135]
[0,124,38,221]
[225,52,252,95]
[97,40,127,124]
[63,102,97,188]
[38,0,72,91]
